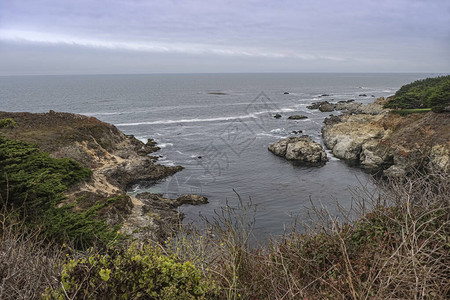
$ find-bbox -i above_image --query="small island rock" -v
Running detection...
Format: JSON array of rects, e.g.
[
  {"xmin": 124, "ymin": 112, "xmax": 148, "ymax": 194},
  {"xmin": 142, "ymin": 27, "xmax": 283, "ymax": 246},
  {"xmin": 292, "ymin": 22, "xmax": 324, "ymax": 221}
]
[
  {"xmin": 268, "ymin": 136, "xmax": 328, "ymax": 164},
  {"xmin": 176, "ymin": 194, "xmax": 208, "ymax": 205},
  {"xmin": 288, "ymin": 114, "xmax": 308, "ymax": 120}
]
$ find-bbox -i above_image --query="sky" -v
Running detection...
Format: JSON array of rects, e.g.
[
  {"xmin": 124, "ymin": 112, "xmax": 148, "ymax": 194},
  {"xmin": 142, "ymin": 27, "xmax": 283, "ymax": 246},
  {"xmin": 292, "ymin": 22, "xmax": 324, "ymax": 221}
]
[{"xmin": 0, "ymin": 0, "xmax": 449, "ymax": 75}]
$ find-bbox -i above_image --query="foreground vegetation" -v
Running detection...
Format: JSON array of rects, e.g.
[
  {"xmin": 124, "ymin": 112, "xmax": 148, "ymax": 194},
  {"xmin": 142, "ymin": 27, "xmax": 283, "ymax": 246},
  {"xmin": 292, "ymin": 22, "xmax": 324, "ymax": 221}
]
[
  {"xmin": 1, "ymin": 114, "xmax": 449, "ymax": 299},
  {"xmin": 384, "ymin": 75, "xmax": 450, "ymax": 112},
  {"xmin": 0, "ymin": 131, "xmax": 121, "ymax": 249},
  {"xmin": 1, "ymin": 168, "xmax": 448, "ymax": 299}
]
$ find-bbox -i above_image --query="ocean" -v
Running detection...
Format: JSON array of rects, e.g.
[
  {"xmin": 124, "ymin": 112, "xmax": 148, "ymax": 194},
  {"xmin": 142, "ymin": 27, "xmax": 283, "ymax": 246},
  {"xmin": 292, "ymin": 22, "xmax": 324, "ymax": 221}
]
[{"xmin": 0, "ymin": 73, "xmax": 436, "ymax": 239}]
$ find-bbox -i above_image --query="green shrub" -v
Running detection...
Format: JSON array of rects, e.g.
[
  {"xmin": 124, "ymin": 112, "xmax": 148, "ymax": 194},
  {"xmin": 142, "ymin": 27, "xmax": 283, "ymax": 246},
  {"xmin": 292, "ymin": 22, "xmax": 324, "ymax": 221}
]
[
  {"xmin": 43, "ymin": 243, "xmax": 216, "ymax": 300},
  {"xmin": 0, "ymin": 136, "xmax": 120, "ymax": 249},
  {"xmin": 384, "ymin": 75, "xmax": 450, "ymax": 111},
  {"xmin": 0, "ymin": 118, "xmax": 17, "ymax": 129},
  {"xmin": 390, "ymin": 108, "xmax": 431, "ymax": 116}
]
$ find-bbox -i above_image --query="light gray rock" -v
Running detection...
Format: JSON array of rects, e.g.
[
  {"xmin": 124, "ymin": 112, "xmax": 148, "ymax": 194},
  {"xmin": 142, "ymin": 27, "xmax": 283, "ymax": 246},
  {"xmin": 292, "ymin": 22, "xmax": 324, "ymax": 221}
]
[{"xmin": 269, "ymin": 136, "xmax": 328, "ymax": 164}]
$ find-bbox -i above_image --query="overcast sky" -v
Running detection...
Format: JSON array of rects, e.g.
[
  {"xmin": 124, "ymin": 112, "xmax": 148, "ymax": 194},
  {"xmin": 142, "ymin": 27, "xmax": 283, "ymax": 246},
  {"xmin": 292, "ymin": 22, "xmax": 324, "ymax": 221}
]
[{"xmin": 0, "ymin": 0, "xmax": 449, "ymax": 75}]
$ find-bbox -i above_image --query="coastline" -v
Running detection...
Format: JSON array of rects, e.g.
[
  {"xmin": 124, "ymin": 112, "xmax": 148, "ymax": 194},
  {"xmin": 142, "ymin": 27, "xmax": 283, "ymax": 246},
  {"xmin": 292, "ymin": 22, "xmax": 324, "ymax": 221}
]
[{"xmin": 0, "ymin": 111, "xmax": 207, "ymax": 241}]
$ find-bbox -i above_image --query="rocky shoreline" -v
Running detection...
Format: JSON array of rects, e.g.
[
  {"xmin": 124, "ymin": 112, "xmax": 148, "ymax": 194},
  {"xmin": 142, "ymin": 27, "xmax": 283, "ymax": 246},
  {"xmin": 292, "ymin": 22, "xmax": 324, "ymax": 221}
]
[
  {"xmin": 0, "ymin": 111, "xmax": 205, "ymax": 241},
  {"xmin": 317, "ymin": 98, "xmax": 449, "ymax": 176},
  {"xmin": 2, "ymin": 99, "xmax": 448, "ymax": 242},
  {"xmin": 268, "ymin": 96, "xmax": 449, "ymax": 176}
]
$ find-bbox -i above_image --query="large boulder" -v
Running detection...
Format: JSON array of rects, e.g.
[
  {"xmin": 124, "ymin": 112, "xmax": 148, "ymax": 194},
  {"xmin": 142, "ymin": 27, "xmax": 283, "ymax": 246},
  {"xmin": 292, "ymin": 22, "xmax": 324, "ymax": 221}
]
[
  {"xmin": 318, "ymin": 101, "xmax": 336, "ymax": 112},
  {"xmin": 269, "ymin": 136, "xmax": 328, "ymax": 164},
  {"xmin": 322, "ymin": 114, "xmax": 386, "ymax": 164}
]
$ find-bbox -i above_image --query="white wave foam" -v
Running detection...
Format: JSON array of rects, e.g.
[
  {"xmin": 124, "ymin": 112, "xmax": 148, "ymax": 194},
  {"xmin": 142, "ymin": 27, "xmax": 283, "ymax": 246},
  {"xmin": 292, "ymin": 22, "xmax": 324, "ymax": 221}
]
[
  {"xmin": 159, "ymin": 143, "xmax": 173, "ymax": 148},
  {"xmin": 256, "ymin": 133, "xmax": 288, "ymax": 139},
  {"xmin": 117, "ymin": 115, "xmax": 253, "ymax": 126},
  {"xmin": 136, "ymin": 137, "xmax": 147, "ymax": 143},
  {"xmin": 278, "ymin": 108, "xmax": 295, "ymax": 112},
  {"xmin": 158, "ymin": 160, "xmax": 176, "ymax": 166},
  {"xmin": 270, "ymin": 128, "xmax": 286, "ymax": 134},
  {"xmin": 117, "ymin": 106, "xmax": 306, "ymax": 127},
  {"xmin": 325, "ymin": 149, "xmax": 339, "ymax": 161},
  {"xmin": 83, "ymin": 112, "xmax": 124, "ymax": 116}
]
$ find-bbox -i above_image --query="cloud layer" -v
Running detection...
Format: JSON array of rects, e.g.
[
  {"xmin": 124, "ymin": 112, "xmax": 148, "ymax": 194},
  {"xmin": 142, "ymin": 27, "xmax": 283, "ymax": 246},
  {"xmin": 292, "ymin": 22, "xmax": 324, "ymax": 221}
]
[{"xmin": 1, "ymin": 0, "xmax": 449, "ymax": 74}]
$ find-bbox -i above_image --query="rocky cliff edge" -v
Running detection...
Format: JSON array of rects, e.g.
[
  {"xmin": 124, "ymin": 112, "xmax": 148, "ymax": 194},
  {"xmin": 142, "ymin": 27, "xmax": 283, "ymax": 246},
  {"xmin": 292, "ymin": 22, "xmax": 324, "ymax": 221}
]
[
  {"xmin": 0, "ymin": 111, "xmax": 193, "ymax": 241},
  {"xmin": 320, "ymin": 98, "xmax": 450, "ymax": 176}
]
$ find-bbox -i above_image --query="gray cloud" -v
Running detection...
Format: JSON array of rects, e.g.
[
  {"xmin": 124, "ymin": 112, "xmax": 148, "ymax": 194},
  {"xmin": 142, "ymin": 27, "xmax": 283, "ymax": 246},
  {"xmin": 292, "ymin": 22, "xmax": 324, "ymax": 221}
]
[{"xmin": 0, "ymin": 0, "xmax": 449, "ymax": 74}]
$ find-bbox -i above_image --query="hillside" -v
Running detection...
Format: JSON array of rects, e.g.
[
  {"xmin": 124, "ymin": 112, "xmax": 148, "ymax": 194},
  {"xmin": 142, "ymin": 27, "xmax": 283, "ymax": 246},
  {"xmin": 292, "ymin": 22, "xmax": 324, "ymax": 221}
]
[
  {"xmin": 0, "ymin": 111, "xmax": 186, "ymax": 246},
  {"xmin": 383, "ymin": 75, "xmax": 450, "ymax": 112}
]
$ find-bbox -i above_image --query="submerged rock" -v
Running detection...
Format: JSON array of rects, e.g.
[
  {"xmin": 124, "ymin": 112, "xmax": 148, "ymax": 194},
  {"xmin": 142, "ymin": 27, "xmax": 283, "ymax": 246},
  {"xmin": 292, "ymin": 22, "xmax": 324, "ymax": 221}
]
[
  {"xmin": 273, "ymin": 113, "xmax": 282, "ymax": 119},
  {"xmin": 288, "ymin": 114, "xmax": 308, "ymax": 120},
  {"xmin": 176, "ymin": 194, "xmax": 208, "ymax": 205},
  {"xmin": 269, "ymin": 136, "xmax": 328, "ymax": 164}
]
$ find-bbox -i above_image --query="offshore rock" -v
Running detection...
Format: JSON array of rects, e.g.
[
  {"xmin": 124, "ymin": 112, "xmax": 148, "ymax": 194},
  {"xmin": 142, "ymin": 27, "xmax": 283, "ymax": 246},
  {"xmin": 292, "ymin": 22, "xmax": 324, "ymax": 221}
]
[
  {"xmin": 269, "ymin": 136, "xmax": 328, "ymax": 164},
  {"xmin": 288, "ymin": 114, "xmax": 308, "ymax": 120}
]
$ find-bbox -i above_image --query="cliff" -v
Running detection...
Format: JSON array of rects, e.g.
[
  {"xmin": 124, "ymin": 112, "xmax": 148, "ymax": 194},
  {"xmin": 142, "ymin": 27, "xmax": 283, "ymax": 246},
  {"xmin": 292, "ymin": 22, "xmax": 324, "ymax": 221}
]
[
  {"xmin": 0, "ymin": 111, "xmax": 191, "ymax": 240},
  {"xmin": 320, "ymin": 99, "xmax": 450, "ymax": 176}
]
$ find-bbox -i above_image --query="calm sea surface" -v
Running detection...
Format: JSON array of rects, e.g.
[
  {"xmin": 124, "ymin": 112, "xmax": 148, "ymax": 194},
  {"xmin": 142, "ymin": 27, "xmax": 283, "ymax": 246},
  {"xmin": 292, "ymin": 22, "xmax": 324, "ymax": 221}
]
[{"xmin": 0, "ymin": 73, "xmax": 437, "ymax": 238}]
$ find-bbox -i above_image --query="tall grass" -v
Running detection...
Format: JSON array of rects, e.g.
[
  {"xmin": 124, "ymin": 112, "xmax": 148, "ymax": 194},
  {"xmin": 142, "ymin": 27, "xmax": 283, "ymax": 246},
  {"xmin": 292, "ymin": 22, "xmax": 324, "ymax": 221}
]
[
  {"xmin": 1, "ymin": 170, "xmax": 448, "ymax": 299},
  {"xmin": 166, "ymin": 170, "xmax": 449, "ymax": 299}
]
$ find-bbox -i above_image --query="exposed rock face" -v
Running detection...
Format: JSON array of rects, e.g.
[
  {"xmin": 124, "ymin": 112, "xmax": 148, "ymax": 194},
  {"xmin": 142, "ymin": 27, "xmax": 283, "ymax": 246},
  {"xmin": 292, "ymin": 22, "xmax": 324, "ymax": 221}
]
[
  {"xmin": 322, "ymin": 114, "xmax": 387, "ymax": 162},
  {"xmin": 125, "ymin": 192, "xmax": 207, "ymax": 241},
  {"xmin": 319, "ymin": 101, "xmax": 336, "ymax": 112},
  {"xmin": 269, "ymin": 136, "xmax": 328, "ymax": 164},
  {"xmin": 287, "ymin": 114, "xmax": 308, "ymax": 120},
  {"xmin": 176, "ymin": 194, "xmax": 208, "ymax": 205},
  {"xmin": 321, "ymin": 109, "xmax": 450, "ymax": 175},
  {"xmin": 308, "ymin": 97, "xmax": 388, "ymax": 115},
  {"xmin": 0, "ymin": 111, "xmax": 190, "ymax": 241}
]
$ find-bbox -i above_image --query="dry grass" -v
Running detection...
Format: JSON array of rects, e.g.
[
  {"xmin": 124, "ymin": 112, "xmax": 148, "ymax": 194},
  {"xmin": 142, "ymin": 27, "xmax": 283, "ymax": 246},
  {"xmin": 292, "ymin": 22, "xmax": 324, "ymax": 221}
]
[
  {"xmin": 1, "ymin": 170, "xmax": 448, "ymax": 299},
  {"xmin": 0, "ymin": 206, "xmax": 63, "ymax": 300},
  {"xmin": 166, "ymin": 170, "xmax": 450, "ymax": 300}
]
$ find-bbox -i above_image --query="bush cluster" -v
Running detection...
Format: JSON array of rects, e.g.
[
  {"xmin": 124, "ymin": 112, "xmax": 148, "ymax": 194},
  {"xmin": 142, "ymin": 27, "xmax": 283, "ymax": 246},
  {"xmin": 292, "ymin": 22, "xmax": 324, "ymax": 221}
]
[
  {"xmin": 43, "ymin": 243, "xmax": 215, "ymax": 300},
  {"xmin": 384, "ymin": 75, "xmax": 450, "ymax": 112},
  {"xmin": 0, "ymin": 132, "xmax": 119, "ymax": 249}
]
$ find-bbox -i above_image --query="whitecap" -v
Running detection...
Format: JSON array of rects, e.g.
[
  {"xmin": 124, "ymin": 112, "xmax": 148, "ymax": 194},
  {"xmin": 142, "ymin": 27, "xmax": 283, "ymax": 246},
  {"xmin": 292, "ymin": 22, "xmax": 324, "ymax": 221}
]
[
  {"xmin": 256, "ymin": 133, "xmax": 288, "ymax": 139},
  {"xmin": 83, "ymin": 112, "xmax": 124, "ymax": 116},
  {"xmin": 116, "ymin": 115, "xmax": 253, "ymax": 126},
  {"xmin": 158, "ymin": 159, "xmax": 176, "ymax": 166},
  {"xmin": 158, "ymin": 142, "xmax": 173, "ymax": 148},
  {"xmin": 270, "ymin": 128, "xmax": 287, "ymax": 134}
]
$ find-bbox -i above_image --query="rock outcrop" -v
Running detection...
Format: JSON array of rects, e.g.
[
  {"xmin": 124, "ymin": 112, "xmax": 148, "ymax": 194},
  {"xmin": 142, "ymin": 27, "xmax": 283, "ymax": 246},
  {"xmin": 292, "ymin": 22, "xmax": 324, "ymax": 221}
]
[
  {"xmin": 269, "ymin": 136, "xmax": 328, "ymax": 164},
  {"xmin": 321, "ymin": 106, "xmax": 450, "ymax": 175},
  {"xmin": 308, "ymin": 97, "xmax": 388, "ymax": 115},
  {"xmin": 0, "ymin": 111, "xmax": 201, "ymax": 241}
]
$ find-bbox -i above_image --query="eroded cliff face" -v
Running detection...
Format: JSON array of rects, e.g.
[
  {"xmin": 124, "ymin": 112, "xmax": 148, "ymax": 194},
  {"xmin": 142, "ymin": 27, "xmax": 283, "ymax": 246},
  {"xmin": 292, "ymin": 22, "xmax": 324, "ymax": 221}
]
[
  {"xmin": 321, "ymin": 103, "xmax": 450, "ymax": 176},
  {"xmin": 0, "ymin": 111, "xmax": 183, "ymax": 240}
]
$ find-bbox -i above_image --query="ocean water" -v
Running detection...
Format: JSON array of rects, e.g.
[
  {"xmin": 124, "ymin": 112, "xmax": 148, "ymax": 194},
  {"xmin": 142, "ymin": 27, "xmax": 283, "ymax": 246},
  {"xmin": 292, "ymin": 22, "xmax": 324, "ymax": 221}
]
[{"xmin": 0, "ymin": 73, "xmax": 436, "ymax": 239}]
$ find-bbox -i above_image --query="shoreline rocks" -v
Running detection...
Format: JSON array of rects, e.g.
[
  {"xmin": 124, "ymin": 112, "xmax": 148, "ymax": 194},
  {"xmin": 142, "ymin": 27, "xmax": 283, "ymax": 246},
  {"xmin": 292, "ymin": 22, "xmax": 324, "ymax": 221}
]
[
  {"xmin": 269, "ymin": 135, "xmax": 328, "ymax": 164},
  {"xmin": 288, "ymin": 114, "xmax": 308, "ymax": 120},
  {"xmin": 320, "ymin": 105, "xmax": 450, "ymax": 175},
  {"xmin": 0, "ymin": 111, "xmax": 206, "ymax": 242},
  {"xmin": 307, "ymin": 97, "xmax": 389, "ymax": 115}
]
